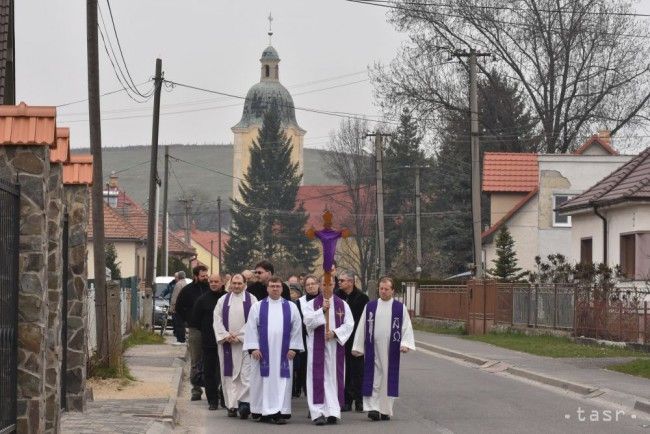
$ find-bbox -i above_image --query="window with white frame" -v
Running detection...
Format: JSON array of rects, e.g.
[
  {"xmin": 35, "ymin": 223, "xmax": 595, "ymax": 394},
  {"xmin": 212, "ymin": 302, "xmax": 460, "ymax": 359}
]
[{"xmin": 553, "ymin": 194, "xmax": 572, "ymax": 227}]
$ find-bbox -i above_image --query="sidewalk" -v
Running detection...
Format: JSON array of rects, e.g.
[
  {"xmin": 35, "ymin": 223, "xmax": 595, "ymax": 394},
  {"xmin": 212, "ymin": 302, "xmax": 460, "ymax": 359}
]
[
  {"xmin": 61, "ymin": 335, "xmax": 186, "ymax": 434},
  {"xmin": 414, "ymin": 330, "xmax": 650, "ymax": 413}
]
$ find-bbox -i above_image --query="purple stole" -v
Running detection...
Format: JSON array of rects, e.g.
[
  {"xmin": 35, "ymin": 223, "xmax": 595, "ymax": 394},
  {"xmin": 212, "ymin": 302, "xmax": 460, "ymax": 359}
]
[
  {"xmin": 362, "ymin": 299, "xmax": 403, "ymax": 398},
  {"xmin": 221, "ymin": 291, "xmax": 252, "ymax": 377},
  {"xmin": 258, "ymin": 298, "xmax": 292, "ymax": 378},
  {"xmin": 312, "ymin": 295, "xmax": 346, "ymax": 405}
]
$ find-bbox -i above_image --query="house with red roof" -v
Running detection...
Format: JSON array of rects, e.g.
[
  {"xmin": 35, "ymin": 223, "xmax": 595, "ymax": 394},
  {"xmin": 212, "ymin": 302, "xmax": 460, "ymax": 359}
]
[
  {"xmin": 482, "ymin": 131, "xmax": 633, "ymax": 272},
  {"xmin": 558, "ymin": 147, "xmax": 650, "ymax": 282},
  {"xmin": 173, "ymin": 227, "xmax": 230, "ymax": 274},
  {"xmin": 87, "ymin": 173, "xmax": 195, "ymax": 280}
]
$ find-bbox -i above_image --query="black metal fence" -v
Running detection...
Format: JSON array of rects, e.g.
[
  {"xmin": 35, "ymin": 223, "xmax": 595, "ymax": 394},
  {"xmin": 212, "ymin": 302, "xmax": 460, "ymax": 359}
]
[{"xmin": 0, "ymin": 178, "xmax": 19, "ymax": 433}]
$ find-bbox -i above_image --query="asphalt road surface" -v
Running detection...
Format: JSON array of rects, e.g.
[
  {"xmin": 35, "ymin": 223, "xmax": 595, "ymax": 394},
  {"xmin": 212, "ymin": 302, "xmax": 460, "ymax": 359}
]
[{"xmin": 174, "ymin": 347, "xmax": 650, "ymax": 433}]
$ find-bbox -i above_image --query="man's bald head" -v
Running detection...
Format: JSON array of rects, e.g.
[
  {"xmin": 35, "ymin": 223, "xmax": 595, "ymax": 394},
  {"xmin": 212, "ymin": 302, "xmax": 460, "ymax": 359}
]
[{"xmin": 208, "ymin": 274, "xmax": 223, "ymax": 292}]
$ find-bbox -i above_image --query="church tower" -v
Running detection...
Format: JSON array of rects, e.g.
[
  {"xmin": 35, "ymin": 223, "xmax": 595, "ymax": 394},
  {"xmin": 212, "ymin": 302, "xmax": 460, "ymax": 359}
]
[{"xmin": 231, "ymin": 18, "xmax": 306, "ymax": 202}]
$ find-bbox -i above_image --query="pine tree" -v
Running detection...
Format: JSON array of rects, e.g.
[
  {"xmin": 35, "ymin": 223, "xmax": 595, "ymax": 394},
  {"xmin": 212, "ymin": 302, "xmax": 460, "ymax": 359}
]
[
  {"xmin": 224, "ymin": 104, "xmax": 318, "ymax": 273},
  {"xmin": 383, "ymin": 108, "xmax": 429, "ymax": 272},
  {"xmin": 105, "ymin": 242, "xmax": 121, "ymax": 280},
  {"xmin": 489, "ymin": 226, "xmax": 522, "ymax": 281}
]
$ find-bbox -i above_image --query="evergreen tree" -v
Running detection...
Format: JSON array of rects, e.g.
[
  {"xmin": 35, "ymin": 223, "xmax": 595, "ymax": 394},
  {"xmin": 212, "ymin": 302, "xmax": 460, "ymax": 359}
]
[
  {"xmin": 383, "ymin": 108, "xmax": 429, "ymax": 272},
  {"xmin": 224, "ymin": 105, "xmax": 318, "ymax": 272},
  {"xmin": 489, "ymin": 226, "xmax": 522, "ymax": 281},
  {"xmin": 431, "ymin": 71, "xmax": 538, "ymax": 276},
  {"xmin": 105, "ymin": 242, "xmax": 121, "ymax": 280}
]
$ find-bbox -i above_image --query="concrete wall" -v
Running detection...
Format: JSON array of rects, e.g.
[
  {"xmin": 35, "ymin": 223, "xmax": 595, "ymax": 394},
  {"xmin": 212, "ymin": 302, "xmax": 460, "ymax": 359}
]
[
  {"xmin": 569, "ymin": 204, "xmax": 650, "ymax": 279},
  {"xmin": 484, "ymin": 196, "xmax": 539, "ymax": 272},
  {"xmin": 489, "ymin": 192, "xmax": 527, "ymax": 225},
  {"xmin": 87, "ymin": 240, "xmax": 139, "ymax": 279}
]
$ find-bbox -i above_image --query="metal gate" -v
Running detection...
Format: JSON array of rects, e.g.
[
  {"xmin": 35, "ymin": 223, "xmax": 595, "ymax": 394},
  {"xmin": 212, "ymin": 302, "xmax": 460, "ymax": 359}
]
[
  {"xmin": 0, "ymin": 178, "xmax": 19, "ymax": 434},
  {"xmin": 60, "ymin": 212, "xmax": 69, "ymax": 411},
  {"xmin": 467, "ymin": 280, "xmax": 497, "ymax": 335}
]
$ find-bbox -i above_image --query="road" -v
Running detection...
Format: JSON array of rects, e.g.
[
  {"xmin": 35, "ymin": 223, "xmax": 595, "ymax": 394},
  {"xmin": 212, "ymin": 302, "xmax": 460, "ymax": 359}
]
[{"xmin": 174, "ymin": 347, "xmax": 650, "ymax": 433}]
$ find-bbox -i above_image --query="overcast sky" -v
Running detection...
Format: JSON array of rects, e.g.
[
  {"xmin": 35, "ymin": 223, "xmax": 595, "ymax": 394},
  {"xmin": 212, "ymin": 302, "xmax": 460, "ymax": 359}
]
[
  {"xmin": 16, "ymin": 0, "xmax": 408, "ymax": 149},
  {"xmin": 15, "ymin": 1, "xmax": 650, "ymax": 150}
]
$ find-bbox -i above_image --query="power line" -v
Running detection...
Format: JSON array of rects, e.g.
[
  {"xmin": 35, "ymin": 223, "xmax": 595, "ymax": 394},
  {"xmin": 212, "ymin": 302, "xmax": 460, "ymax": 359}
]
[{"xmin": 346, "ymin": 0, "xmax": 650, "ymax": 39}]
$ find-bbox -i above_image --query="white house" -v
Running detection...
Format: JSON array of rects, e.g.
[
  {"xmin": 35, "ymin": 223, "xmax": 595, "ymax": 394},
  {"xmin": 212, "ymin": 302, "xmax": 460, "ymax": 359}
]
[
  {"xmin": 558, "ymin": 147, "xmax": 650, "ymax": 281},
  {"xmin": 482, "ymin": 132, "xmax": 633, "ymax": 272}
]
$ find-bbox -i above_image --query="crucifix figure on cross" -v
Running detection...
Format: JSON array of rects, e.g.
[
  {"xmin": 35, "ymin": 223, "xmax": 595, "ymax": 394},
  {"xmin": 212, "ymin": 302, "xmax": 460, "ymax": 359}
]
[{"xmin": 306, "ymin": 209, "xmax": 351, "ymax": 332}]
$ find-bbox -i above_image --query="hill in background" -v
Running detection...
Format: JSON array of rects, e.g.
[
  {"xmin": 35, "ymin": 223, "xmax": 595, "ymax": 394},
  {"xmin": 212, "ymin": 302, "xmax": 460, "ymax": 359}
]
[{"xmin": 72, "ymin": 144, "xmax": 340, "ymax": 229}]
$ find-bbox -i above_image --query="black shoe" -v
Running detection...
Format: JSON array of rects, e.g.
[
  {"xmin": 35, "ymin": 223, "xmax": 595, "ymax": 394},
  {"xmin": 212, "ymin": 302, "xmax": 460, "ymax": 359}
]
[
  {"xmin": 314, "ymin": 416, "xmax": 326, "ymax": 426},
  {"xmin": 355, "ymin": 401, "xmax": 364, "ymax": 412},
  {"xmin": 341, "ymin": 403, "xmax": 351, "ymax": 412},
  {"xmin": 191, "ymin": 394, "xmax": 201, "ymax": 401},
  {"xmin": 208, "ymin": 403, "xmax": 218, "ymax": 411},
  {"xmin": 252, "ymin": 413, "xmax": 261, "ymax": 420},
  {"xmin": 239, "ymin": 403, "xmax": 251, "ymax": 420},
  {"xmin": 227, "ymin": 408, "xmax": 238, "ymax": 417},
  {"xmin": 327, "ymin": 416, "xmax": 338, "ymax": 424},
  {"xmin": 380, "ymin": 414, "xmax": 390, "ymax": 421},
  {"xmin": 274, "ymin": 416, "xmax": 287, "ymax": 425},
  {"xmin": 368, "ymin": 410, "xmax": 380, "ymax": 421}
]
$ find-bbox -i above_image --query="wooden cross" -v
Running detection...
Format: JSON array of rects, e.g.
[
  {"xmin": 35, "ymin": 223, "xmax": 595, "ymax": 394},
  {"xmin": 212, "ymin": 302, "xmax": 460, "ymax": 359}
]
[{"xmin": 306, "ymin": 210, "xmax": 351, "ymax": 333}]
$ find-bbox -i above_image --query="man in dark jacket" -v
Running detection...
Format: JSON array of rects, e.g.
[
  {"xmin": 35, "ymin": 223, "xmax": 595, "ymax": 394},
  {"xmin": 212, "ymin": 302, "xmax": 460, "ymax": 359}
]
[
  {"xmin": 175, "ymin": 264, "xmax": 210, "ymax": 401},
  {"xmin": 246, "ymin": 259, "xmax": 291, "ymax": 301},
  {"xmin": 190, "ymin": 273, "xmax": 226, "ymax": 410},
  {"xmin": 335, "ymin": 270, "xmax": 369, "ymax": 412}
]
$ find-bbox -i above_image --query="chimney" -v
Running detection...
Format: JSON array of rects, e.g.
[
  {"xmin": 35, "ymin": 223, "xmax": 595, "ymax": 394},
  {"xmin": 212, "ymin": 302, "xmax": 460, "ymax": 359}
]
[
  {"xmin": 597, "ymin": 129, "xmax": 612, "ymax": 146},
  {"xmin": 108, "ymin": 171, "xmax": 119, "ymax": 189}
]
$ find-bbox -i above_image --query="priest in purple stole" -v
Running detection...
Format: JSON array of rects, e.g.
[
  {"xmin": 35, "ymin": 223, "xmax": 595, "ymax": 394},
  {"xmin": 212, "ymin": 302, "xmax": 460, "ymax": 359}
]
[
  {"xmin": 303, "ymin": 279, "xmax": 354, "ymax": 425},
  {"xmin": 213, "ymin": 274, "xmax": 258, "ymax": 418},
  {"xmin": 243, "ymin": 277, "xmax": 304, "ymax": 425},
  {"xmin": 352, "ymin": 277, "xmax": 415, "ymax": 421}
]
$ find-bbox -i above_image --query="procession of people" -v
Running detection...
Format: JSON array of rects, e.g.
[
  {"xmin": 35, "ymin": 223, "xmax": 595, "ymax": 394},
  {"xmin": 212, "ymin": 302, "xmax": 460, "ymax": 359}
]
[{"xmin": 172, "ymin": 258, "xmax": 415, "ymax": 426}]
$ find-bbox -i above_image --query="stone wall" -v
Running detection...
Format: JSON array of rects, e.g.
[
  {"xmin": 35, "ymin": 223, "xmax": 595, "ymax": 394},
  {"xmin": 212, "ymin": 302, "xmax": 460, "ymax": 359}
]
[
  {"xmin": 0, "ymin": 146, "xmax": 51, "ymax": 434},
  {"xmin": 45, "ymin": 162, "xmax": 63, "ymax": 433},
  {"xmin": 63, "ymin": 184, "xmax": 89, "ymax": 412}
]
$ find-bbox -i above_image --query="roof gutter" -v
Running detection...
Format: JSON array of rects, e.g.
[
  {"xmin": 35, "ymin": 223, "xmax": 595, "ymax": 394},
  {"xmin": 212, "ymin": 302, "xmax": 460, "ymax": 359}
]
[{"xmin": 592, "ymin": 205, "xmax": 607, "ymax": 265}]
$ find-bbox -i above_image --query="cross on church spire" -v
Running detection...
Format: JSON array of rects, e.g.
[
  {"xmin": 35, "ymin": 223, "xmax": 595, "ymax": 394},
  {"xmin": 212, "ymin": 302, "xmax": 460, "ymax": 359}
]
[{"xmin": 267, "ymin": 12, "xmax": 274, "ymax": 45}]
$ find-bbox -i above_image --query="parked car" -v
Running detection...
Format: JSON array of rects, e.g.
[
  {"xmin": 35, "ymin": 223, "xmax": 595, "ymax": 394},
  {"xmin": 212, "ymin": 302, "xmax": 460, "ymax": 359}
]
[{"xmin": 153, "ymin": 276, "xmax": 192, "ymax": 329}]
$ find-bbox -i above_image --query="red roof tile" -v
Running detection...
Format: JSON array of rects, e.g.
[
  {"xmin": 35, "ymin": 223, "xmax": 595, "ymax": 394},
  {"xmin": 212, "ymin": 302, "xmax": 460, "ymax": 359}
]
[
  {"xmin": 483, "ymin": 153, "xmax": 538, "ymax": 192},
  {"xmin": 50, "ymin": 127, "xmax": 70, "ymax": 163},
  {"xmin": 111, "ymin": 189, "xmax": 195, "ymax": 255},
  {"xmin": 0, "ymin": 102, "xmax": 56, "ymax": 146},
  {"xmin": 63, "ymin": 153, "xmax": 93, "ymax": 185},
  {"xmin": 559, "ymin": 147, "xmax": 650, "ymax": 213},
  {"xmin": 482, "ymin": 188, "xmax": 538, "ymax": 241},
  {"xmin": 175, "ymin": 229, "xmax": 230, "ymax": 257},
  {"xmin": 88, "ymin": 201, "xmax": 142, "ymax": 241},
  {"xmin": 574, "ymin": 132, "xmax": 618, "ymax": 156}
]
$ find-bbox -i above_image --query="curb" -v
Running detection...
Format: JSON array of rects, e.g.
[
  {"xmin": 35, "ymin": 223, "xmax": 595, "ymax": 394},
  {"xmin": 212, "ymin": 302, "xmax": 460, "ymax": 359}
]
[
  {"xmin": 415, "ymin": 339, "xmax": 650, "ymax": 415},
  {"xmin": 160, "ymin": 355, "xmax": 186, "ymax": 428}
]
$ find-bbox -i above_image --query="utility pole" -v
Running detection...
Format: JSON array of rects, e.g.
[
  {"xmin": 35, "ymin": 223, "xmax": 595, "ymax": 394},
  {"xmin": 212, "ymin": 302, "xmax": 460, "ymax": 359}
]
[
  {"xmin": 366, "ymin": 131, "xmax": 392, "ymax": 277},
  {"xmin": 86, "ymin": 0, "xmax": 108, "ymax": 364},
  {"xmin": 454, "ymin": 48, "xmax": 490, "ymax": 279},
  {"xmin": 414, "ymin": 165, "xmax": 422, "ymax": 279},
  {"xmin": 210, "ymin": 240, "xmax": 214, "ymax": 274},
  {"xmin": 217, "ymin": 196, "xmax": 222, "ymax": 274},
  {"xmin": 179, "ymin": 197, "xmax": 193, "ymax": 245},
  {"xmin": 161, "ymin": 145, "xmax": 169, "ymax": 276},
  {"xmin": 144, "ymin": 58, "xmax": 163, "ymax": 330}
]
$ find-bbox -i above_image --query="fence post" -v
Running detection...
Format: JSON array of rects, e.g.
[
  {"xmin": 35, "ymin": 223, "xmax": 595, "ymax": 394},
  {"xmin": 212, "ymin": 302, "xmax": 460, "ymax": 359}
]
[
  {"xmin": 483, "ymin": 280, "xmax": 487, "ymax": 335},
  {"xmin": 553, "ymin": 284, "xmax": 558, "ymax": 329},
  {"xmin": 526, "ymin": 286, "xmax": 531, "ymax": 327},
  {"xmin": 534, "ymin": 284, "xmax": 538, "ymax": 328},
  {"xmin": 619, "ymin": 302, "xmax": 623, "ymax": 342},
  {"xmin": 643, "ymin": 301, "xmax": 648, "ymax": 344}
]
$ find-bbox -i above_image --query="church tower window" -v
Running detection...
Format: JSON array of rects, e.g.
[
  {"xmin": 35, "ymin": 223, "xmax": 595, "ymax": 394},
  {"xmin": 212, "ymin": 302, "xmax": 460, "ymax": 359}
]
[{"xmin": 265, "ymin": 64, "xmax": 270, "ymax": 78}]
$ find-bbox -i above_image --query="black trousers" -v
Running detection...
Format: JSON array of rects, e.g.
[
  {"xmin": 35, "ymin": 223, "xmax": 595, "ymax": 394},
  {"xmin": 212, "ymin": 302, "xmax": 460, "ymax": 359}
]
[
  {"xmin": 344, "ymin": 350, "xmax": 364, "ymax": 406},
  {"xmin": 172, "ymin": 314, "xmax": 186, "ymax": 342},
  {"xmin": 202, "ymin": 346, "xmax": 222, "ymax": 405}
]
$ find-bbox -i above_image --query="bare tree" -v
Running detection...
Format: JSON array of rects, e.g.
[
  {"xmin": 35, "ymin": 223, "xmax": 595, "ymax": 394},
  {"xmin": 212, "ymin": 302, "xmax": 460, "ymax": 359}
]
[
  {"xmin": 324, "ymin": 118, "xmax": 377, "ymax": 288},
  {"xmin": 369, "ymin": 0, "xmax": 650, "ymax": 153}
]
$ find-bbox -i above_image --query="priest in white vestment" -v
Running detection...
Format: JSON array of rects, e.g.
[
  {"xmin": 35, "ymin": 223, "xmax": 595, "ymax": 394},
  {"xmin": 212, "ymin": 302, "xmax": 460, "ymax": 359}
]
[
  {"xmin": 243, "ymin": 277, "xmax": 304, "ymax": 425},
  {"xmin": 214, "ymin": 273, "xmax": 258, "ymax": 419},
  {"xmin": 303, "ymin": 290, "xmax": 354, "ymax": 425},
  {"xmin": 352, "ymin": 276, "xmax": 415, "ymax": 421}
]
